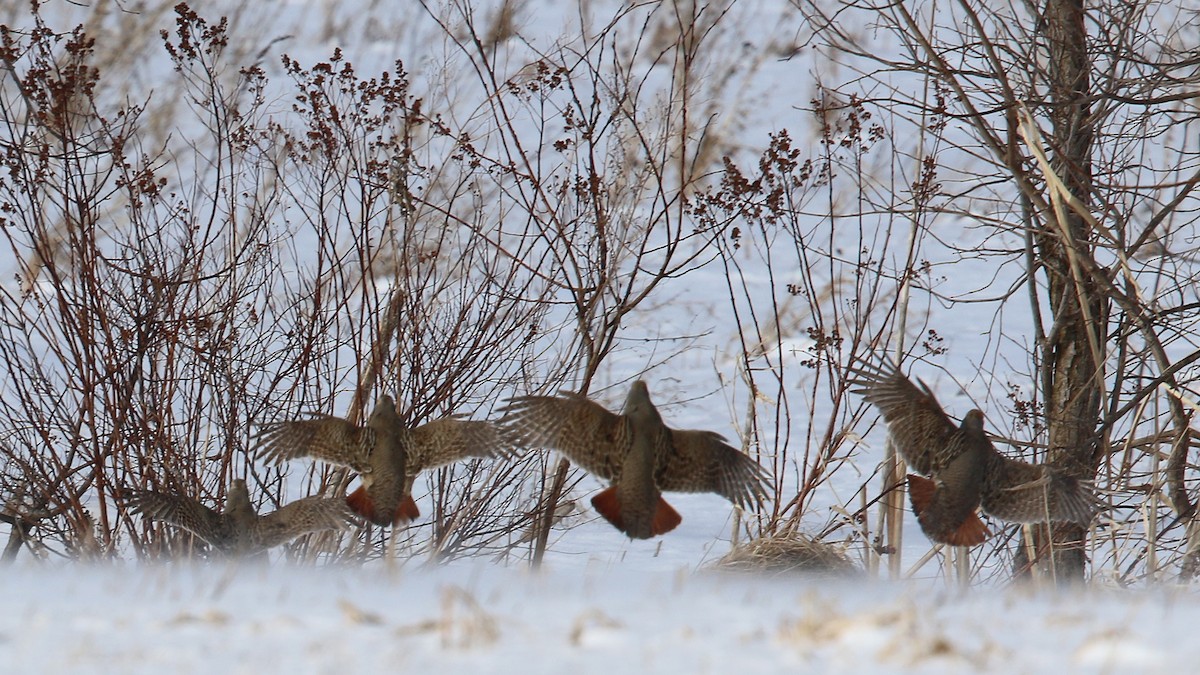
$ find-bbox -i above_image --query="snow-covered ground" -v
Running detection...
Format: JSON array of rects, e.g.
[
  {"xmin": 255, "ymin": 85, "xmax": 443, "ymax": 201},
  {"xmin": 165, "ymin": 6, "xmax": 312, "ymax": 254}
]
[{"xmin": 2, "ymin": 562, "xmax": 1190, "ymax": 673}]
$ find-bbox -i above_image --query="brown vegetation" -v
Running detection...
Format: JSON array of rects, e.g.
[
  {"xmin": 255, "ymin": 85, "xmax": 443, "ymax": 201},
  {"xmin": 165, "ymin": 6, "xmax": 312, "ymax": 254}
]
[{"xmin": 0, "ymin": 0, "xmax": 1197, "ymax": 588}]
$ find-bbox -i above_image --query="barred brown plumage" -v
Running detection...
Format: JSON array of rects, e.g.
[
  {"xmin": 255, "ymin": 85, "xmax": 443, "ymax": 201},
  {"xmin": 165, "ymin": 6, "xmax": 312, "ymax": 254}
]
[
  {"xmin": 254, "ymin": 395, "xmax": 518, "ymax": 526},
  {"xmin": 848, "ymin": 354, "xmax": 1098, "ymax": 546},
  {"xmin": 126, "ymin": 478, "xmax": 358, "ymax": 555},
  {"xmin": 499, "ymin": 380, "xmax": 769, "ymax": 539}
]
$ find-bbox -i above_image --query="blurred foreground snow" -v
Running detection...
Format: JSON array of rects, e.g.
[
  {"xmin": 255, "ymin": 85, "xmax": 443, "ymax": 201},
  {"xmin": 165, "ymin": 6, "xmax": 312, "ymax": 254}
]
[{"xmin": 0, "ymin": 561, "xmax": 1188, "ymax": 673}]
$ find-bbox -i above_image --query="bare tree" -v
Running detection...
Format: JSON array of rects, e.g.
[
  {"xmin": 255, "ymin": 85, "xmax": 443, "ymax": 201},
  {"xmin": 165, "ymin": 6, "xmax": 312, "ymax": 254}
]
[{"xmin": 789, "ymin": 0, "xmax": 1200, "ymax": 582}]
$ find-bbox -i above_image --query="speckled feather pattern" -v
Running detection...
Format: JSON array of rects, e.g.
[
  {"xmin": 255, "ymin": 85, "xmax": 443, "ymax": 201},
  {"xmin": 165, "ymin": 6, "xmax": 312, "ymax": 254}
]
[
  {"xmin": 848, "ymin": 354, "xmax": 1097, "ymax": 529},
  {"xmin": 659, "ymin": 428, "xmax": 769, "ymax": 509},
  {"xmin": 126, "ymin": 479, "xmax": 357, "ymax": 555},
  {"xmin": 255, "ymin": 415, "xmax": 377, "ymax": 473},
  {"xmin": 498, "ymin": 392, "xmax": 633, "ymax": 481},
  {"xmin": 498, "ymin": 383, "xmax": 769, "ymax": 511},
  {"xmin": 405, "ymin": 417, "xmax": 520, "ymax": 473},
  {"xmin": 980, "ymin": 452, "xmax": 1097, "ymax": 524},
  {"xmin": 252, "ymin": 396, "xmax": 518, "ymax": 525},
  {"xmin": 846, "ymin": 356, "xmax": 967, "ymax": 476}
]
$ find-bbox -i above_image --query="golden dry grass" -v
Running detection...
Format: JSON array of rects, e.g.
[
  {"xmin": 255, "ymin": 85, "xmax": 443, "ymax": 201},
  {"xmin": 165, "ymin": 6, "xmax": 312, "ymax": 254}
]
[{"xmin": 712, "ymin": 534, "xmax": 860, "ymax": 577}]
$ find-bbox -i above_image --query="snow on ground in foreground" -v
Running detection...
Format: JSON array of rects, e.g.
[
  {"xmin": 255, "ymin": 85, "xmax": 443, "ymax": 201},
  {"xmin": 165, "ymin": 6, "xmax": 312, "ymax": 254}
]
[{"xmin": 0, "ymin": 562, "xmax": 1190, "ymax": 674}]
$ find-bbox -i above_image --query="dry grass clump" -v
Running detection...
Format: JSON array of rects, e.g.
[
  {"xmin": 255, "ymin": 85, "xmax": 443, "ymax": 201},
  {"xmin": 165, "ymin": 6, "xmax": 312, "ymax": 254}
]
[{"xmin": 712, "ymin": 534, "xmax": 860, "ymax": 577}]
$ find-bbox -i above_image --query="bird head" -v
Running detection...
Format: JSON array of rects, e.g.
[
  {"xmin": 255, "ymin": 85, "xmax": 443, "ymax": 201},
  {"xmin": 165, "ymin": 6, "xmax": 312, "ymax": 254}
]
[
  {"xmin": 619, "ymin": 381, "xmax": 667, "ymax": 422},
  {"xmin": 961, "ymin": 409, "xmax": 986, "ymax": 433},
  {"xmin": 225, "ymin": 478, "xmax": 253, "ymax": 516},
  {"xmin": 369, "ymin": 395, "xmax": 397, "ymax": 421},
  {"xmin": 228, "ymin": 478, "xmax": 250, "ymax": 500}
]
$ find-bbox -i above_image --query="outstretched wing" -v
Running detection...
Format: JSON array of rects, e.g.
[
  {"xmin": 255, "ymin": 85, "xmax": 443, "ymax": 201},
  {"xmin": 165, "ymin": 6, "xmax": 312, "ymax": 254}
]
[
  {"xmin": 125, "ymin": 490, "xmax": 228, "ymax": 547},
  {"xmin": 498, "ymin": 392, "xmax": 631, "ymax": 481},
  {"xmin": 657, "ymin": 429, "xmax": 769, "ymax": 510},
  {"xmin": 406, "ymin": 418, "xmax": 520, "ymax": 473},
  {"xmin": 254, "ymin": 415, "xmax": 375, "ymax": 472},
  {"xmin": 847, "ymin": 354, "xmax": 961, "ymax": 475},
  {"xmin": 252, "ymin": 496, "xmax": 360, "ymax": 549},
  {"xmin": 980, "ymin": 453, "xmax": 1098, "ymax": 525}
]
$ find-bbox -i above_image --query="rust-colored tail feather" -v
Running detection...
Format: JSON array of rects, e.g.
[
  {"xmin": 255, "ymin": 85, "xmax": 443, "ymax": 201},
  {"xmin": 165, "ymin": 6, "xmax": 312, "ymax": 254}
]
[
  {"xmin": 590, "ymin": 486, "xmax": 625, "ymax": 531},
  {"xmin": 397, "ymin": 494, "xmax": 421, "ymax": 522},
  {"xmin": 346, "ymin": 487, "xmax": 422, "ymax": 526},
  {"xmin": 940, "ymin": 513, "xmax": 990, "ymax": 547},
  {"xmin": 590, "ymin": 487, "xmax": 683, "ymax": 538},
  {"xmin": 651, "ymin": 497, "xmax": 683, "ymax": 536},
  {"xmin": 907, "ymin": 473, "xmax": 937, "ymax": 514},
  {"xmin": 907, "ymin": 474, "xmax": 990, "ymax": 546},
  {"xmin": 346, "ymin": 486, "xmax": 384, "ymax": 525}
]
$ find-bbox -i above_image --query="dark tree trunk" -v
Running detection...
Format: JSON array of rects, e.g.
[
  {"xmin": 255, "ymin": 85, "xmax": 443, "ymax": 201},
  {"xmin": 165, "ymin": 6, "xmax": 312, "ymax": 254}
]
[{"xmin": 1030, "ymin": 0, "xmax": 1104, "ymax": 581}]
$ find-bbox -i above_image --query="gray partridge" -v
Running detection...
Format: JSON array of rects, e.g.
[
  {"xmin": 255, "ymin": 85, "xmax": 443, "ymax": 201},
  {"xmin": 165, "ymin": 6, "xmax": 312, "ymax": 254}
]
[
  {"xmin": 848, "ymin": 354, "xmax": 1097, "ymax": 546},
  {"xmin": 499, "ymin": 380, "xmax": 769, "ymax": 539},
  {"xmin": 126, "ymin": 478, "xmax": 358, "ymax": 555},
  {"xmin": 254, "ymin": 395, "xmax": 517, "ymax": 526}
]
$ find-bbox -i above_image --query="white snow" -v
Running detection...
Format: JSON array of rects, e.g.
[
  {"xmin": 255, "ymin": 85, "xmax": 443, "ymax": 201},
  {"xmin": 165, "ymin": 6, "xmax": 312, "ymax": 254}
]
[{"xmin": 1, "ymin": 562, "xmax": 1192, "ymax": 673}]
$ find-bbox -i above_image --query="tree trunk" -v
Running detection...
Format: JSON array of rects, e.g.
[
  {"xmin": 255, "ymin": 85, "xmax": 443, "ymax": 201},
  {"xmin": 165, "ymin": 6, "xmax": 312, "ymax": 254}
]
[{"xmin": 1030, "ymin": 0, "xmax": 1103, "ymax": 581}]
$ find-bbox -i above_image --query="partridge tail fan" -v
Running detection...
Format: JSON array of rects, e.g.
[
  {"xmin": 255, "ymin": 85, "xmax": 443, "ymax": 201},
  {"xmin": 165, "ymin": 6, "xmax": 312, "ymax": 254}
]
[
  {"xmin": 654, "ymin": 499, "xmax": 684, "ymax": 536},
  {"xmin": 589, "ymin": 486, "xmax": 623, "ymax": 530},
  {"xmin": 938, "ymin": 513, "xmax": 990, "ymax": 547},
  {"xmin": 590, "ymin": 486, "xmax": 683, "ymax": 538},
  {"xmin": 398, "ymin": 494, "xmax": 421, "ymax": 521},
  {"xmin": 346, "ymin": 487, "xmax": 421, "ymax": 526},
  {"xmin": 345, "ymin": 487, "xmax": 379, "ymax": 525},
  {"xmin": 907, "ymin": 474, "xmax": 990, "ymax": 546},
  {"xmin": 907, "ymin": 473, "xmax": 936, "ymax": 512}
]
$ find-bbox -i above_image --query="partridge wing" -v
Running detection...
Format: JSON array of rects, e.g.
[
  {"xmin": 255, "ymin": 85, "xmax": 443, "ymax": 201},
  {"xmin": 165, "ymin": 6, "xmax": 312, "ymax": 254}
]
[
  {"xmin": 406, "ymin": 418, "xmax": 520, "ymax": 474},
  {"xmin": 254, "ymin": 415, "xmax": 375, "ymax": 472},
  {"xmin": 499, "ymin": 393, "xmax": 630, "ymax": 480},
  {"xmin": 979, "ymin": 452, "xmax": 1098, "ymax": 525},
  {"xmin": 125, "ymin": 490, "xmax": 229, "ymax": 547},
  {"xmin": 252, "ymin": 496, "xmax": 359, "ymax": 549},
  {"xmin": 847, "ymin": 355, "xmax": 960, "ymax": 475},
  {"xmin": 656, "ymin": 429, "xmax": 769, "ymax": 510}
]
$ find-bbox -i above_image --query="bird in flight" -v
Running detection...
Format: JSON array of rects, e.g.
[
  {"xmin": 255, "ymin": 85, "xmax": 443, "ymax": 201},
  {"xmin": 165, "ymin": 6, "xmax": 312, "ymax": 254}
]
[
  {"xmin": 254, "ymin": 395, "xmax": 518, "ymax": 526},
  {"xmin": 500, "ymin": 380, "xmax": 769, "ymax": 539},
  {"xmin": 126, "ymin": 478, "xmax": 358, "ymax": 556},
  {"xmin": 848, "ymin": 354, "xmax": 1098, "ymax": 546}
]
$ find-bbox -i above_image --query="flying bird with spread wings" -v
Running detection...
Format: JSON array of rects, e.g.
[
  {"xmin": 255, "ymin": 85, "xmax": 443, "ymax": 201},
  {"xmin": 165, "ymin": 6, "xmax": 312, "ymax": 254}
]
[
  {"xmin": 499, "ymin": 380, "xmax": 769, "ymax": 539},
  {"xmin": 126, "ymin": 478, "xmax": 358, "ymax": 556},
  {"xmin": 254, "ymin": 395, "xmax": 518, "ymax": 526},
  {"xmin": 848, "ymin": 354, "xmax": 1097, "ymax": 546}
]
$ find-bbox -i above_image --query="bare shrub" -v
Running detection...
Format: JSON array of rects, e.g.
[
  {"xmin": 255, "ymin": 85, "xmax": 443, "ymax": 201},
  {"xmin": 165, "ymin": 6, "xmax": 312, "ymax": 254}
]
[
  {"xmin": 0, "ymin": 1, "xmax": 808, "ymax": 565},
  {"xmin": 416, "ymin": 0, "xmax": 801, "ymax": 564}
]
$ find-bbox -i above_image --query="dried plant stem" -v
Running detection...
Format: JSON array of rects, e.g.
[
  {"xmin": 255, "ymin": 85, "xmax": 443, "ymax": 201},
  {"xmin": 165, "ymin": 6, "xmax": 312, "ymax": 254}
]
[
  {"xmin": 879, "ymin": 202, "xmax": 924, "ymax": 578},
  {"xmin": 532, "ymin": 459, "xmax": 571, "ymax": 569}
]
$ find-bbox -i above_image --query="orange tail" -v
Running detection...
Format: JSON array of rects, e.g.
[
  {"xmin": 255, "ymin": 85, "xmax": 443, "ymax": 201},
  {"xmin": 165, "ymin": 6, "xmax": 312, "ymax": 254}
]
[
  {"xmin": 651, "ymin": 497, "xmax": 683, "ymax": 536},
  {"xmin": 346, "ymin": 486, "xmax": 384, "ymax": 525},
  {"xmin": 397, "ymin": 494, "xmax": 421, "ymax": 522},
  {"xmin": 590, "ymin": 487, "xmax": 682, "ymax": 538},
  {"xmin": 346, "ymin": 487, "xmax": 422, "ymax": 526},
  {"xmin": 590, "ymin": 486, "xmax": 625, "ymax": 531},
  {"xmin": 941, "ymin": 513, "xmax": 990, "ymax": 547},
  {"xmin": 907, "ymin": 474, "xmax": 936, "ymax": 515},
  {"xmin": 906, "ymin": 474, "xmax": 989, "ymax": 546}
]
